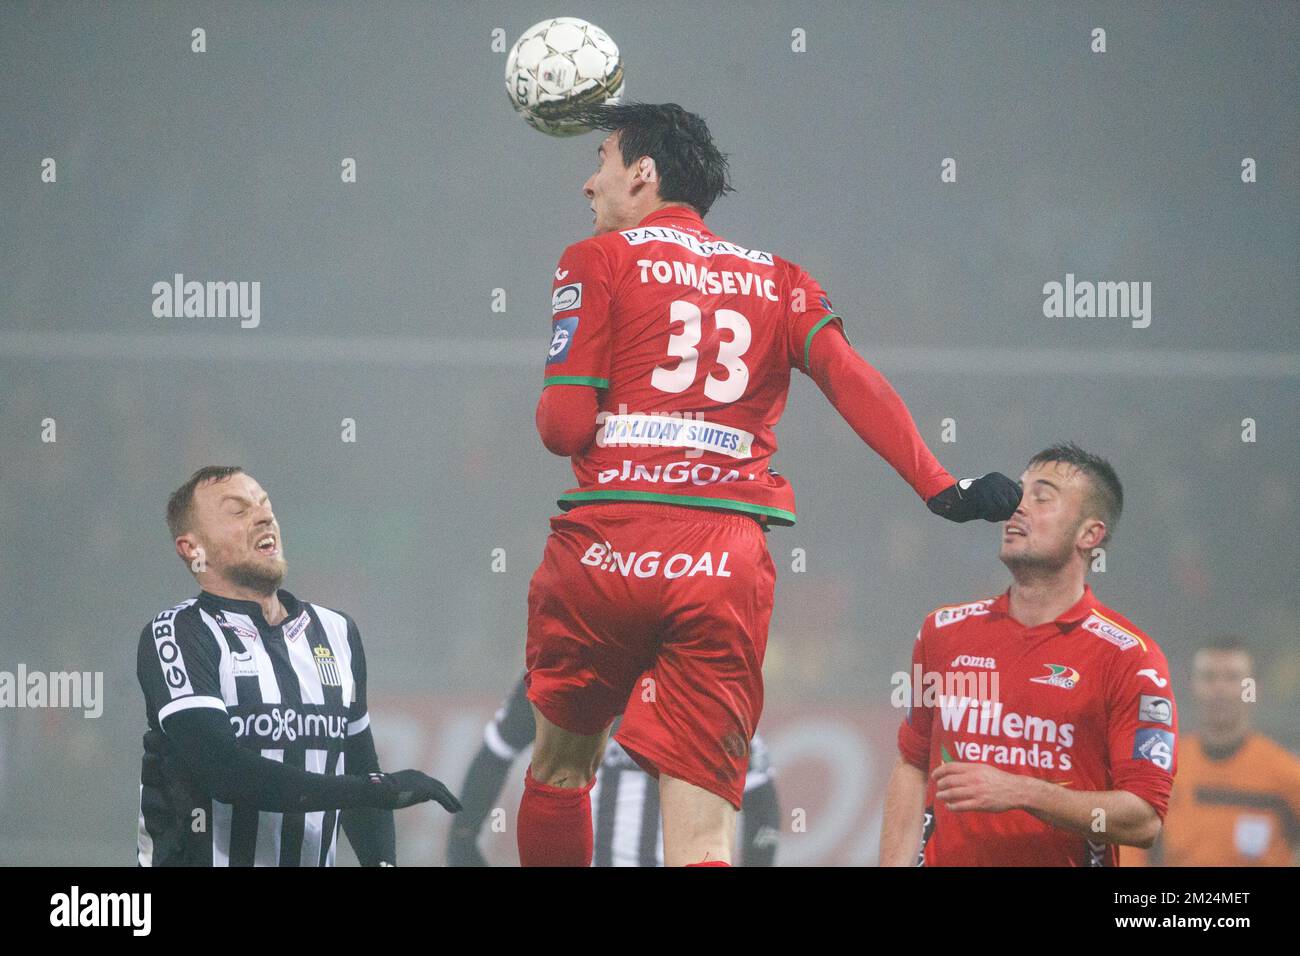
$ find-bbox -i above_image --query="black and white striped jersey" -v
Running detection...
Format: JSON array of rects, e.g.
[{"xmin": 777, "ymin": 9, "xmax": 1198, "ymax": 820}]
[
  {"xmin": 587, "ymin": 733, "xmax": 775, "ymax": 867},
  {"xmin": 136, "ymin": 589, "xmax": 369, "ymax": 866}
]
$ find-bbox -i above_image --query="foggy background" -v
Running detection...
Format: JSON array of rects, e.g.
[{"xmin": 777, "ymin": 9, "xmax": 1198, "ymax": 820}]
[{"xmin": 1, "ymin": 1, "xmax": 1296, "ymax": 864}]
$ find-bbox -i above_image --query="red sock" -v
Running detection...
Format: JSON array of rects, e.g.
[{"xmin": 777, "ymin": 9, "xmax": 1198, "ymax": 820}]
[
  {"xmin": 686, "ymin": 860, "xmax": 731, "ymax": 867},
  {"xmin": 516, "ymin": 764, "xmax": 595, "ymax": 867}
]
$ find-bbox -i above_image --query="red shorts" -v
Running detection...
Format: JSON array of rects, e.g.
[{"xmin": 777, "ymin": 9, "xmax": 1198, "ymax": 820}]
[{"xmin": 525, "ymin": 500, "xmax": 776, "ymax": 810}]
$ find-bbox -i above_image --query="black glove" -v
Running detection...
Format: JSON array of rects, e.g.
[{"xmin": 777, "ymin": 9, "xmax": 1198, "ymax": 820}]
[
  {"xmin": 367, "ymin": 770, "xmax": 463, "ymax": 812},
  {"xmin": 141, "ymin": 729, "xmax": 167, "ymax": 789},
  {"xmin": 926, "ymin": 473, "xmax": 1022, "ymax": 523},
  {"xmin": 142, "ymin": 727, "xmax": 205, "ymax": 811},
  {"xmin": 144, "ymin": 727, "xmax": 192, "ymax": 785}
]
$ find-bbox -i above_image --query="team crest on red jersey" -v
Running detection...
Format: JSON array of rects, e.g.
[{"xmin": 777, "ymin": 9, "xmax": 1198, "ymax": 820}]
[{"xmin": 1029, "ymin": 663, "xmax": 1081, "ymax": 690}]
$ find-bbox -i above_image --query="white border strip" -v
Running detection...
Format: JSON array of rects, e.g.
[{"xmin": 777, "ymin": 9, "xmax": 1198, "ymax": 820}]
[{"xmin": 158, "ymin": 694, "xmax": 227, "ymax": 722}]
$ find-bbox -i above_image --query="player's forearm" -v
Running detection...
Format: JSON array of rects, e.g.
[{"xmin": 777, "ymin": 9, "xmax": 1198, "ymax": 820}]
[
  {"xmin": 807, "ymin": 329, "xmax": 953, "ymax": 501},
  {"xmin": 1018, "ymin": 777, "xmax": 1161, "ymax": 848},
  {"xmin": 450, "ymin": 744, "xmax": 515, "ymax": 839},
  {"xmin": 341, "ymin": 728, "xmax": 397, "ymax": 865},
  {"xmin": 441, "ymin": 738, "xmax": 512, "ymax": 868},
  {"xmin": 340, "ymin": 806, "xmax": 396, "ymax": 865},
  {"xmin": 164, "ymin": 709, "xmax": 381, "ymax": 813},
  {"xmin": 879, "ymin": 757, "xmax": 928, "ymax": 866}
]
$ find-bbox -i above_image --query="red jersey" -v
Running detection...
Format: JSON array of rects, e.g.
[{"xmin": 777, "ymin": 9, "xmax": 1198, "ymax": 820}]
[
  {"xmin": 542, "ymin": 205, "xmax": 844, "ymax": 526},
  {"xmin": 897, "ymin": 584, "xmax": 1178, "ymax": 866}
]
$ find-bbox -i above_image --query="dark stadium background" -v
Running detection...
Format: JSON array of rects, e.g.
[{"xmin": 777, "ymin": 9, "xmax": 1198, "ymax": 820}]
[{"xmin": 1, "ymin": 1, "xmax": 1296, "ymax": 864}]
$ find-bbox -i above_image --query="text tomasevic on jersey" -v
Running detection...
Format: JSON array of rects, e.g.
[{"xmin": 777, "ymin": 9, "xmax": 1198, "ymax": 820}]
[{"xmin": 635, "ymin": 259, "xmax": 781, "ymax": 301}]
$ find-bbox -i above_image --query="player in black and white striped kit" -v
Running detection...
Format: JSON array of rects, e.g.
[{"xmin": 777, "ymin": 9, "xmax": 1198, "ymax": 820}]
[
  {"xmin": 137, "ymin": 466, "xmax": 460, "ymax": 866},
  {"xmin": 447, "ymin": 675, "xmax": 781, "ymax": 866}
]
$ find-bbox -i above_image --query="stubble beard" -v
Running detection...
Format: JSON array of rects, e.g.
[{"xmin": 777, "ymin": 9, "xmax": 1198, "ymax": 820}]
[
  {"xmin": 226, "ymin": 557, "xmax": 287, "ymax": 595},
  {"xmin": 1000, "ymin": 542, "xmax": 1071, "ymax": 577}
]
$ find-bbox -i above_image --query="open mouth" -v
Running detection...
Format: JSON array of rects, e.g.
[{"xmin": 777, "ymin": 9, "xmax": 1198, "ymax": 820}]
[
  {"xmin": 254, "ymin": 533, "xmax": 278, "ymax": 555},
  {"xmin": 1004, "ymin": 524, "xmax": 1028, "ymax": 538}
]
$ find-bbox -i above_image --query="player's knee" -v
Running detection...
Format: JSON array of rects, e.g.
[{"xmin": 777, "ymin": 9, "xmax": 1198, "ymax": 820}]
[
  {"xmin": 529, "ymin": 742, "xmax": 600, "ymax": 788},
  {"xmin": 528, "ymin": 756, "xmax": 595, "ymax": 789},
  {"xmin": 529, "ymin": 711, "xmax": 606, "ymax": 786}
]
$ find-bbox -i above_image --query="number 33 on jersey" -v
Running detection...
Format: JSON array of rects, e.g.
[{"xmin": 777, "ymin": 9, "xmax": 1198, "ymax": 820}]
[{"xmin": 542, "ymin": 205, "xmax": 842, "ymax": 526}]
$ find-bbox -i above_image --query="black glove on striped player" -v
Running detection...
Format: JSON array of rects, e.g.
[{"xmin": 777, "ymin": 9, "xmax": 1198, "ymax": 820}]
[{"xmin": 367, "ymin": 771, "xmax": 463, "ymax": 812}]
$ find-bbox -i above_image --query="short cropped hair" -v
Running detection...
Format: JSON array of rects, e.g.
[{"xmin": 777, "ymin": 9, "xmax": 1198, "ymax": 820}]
[
  {"xmin": 1028, "ymin": 442, "xmax": 1123, "ymax": 546},
  {"xmin": 166, "ymin": 465, "xmax": 244, "ymax": 538},
  {"xmin": 1199, "ymin": 633, "xmax": 1250, "ymax": 655}
]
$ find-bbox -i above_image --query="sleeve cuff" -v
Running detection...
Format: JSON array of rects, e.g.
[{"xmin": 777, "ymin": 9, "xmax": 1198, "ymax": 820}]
[
  {"xmin": 919, "ymin": 472, "xmax": 957, "ymax": 503},
  {"xmin": 483, "ymin": 719, "xmax": 520, "ymax": 760},
  {"xmin": 897, "ymin": 722, "xmax": 931, "ymax": 771},
  {"xmin": 347, "ymin": 711, "xmax": 371, "ymax": 736},
  {"xmin": 159, "ymin": 695, "xmax": 227, "ymax": 723},
  {"xmin": 1113, "ymin": 763, "xmax": 1173, "ymax": 821}
]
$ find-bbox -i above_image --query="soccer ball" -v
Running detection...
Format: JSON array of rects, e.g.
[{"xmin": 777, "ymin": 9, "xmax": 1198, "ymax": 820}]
[{"xmin": 505, "ymin": 17, "xmax": 624, "ymax": 136}]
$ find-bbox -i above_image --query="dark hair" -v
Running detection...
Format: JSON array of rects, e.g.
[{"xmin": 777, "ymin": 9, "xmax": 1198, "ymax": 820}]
[
  {"xmin": 572, "ymin": 101, "xmax": 735, "ymax": 216},
  {"xmin": 1027, "ymin": 442, "xmax": 1123, "ymax": 546},
  {"xmin": 1201, "ymin": 633, "xmax": 1250, "ymax": 655},
  {"xmin": 167, "ymin": 465, "xmax": 244, "ymax": 538}
]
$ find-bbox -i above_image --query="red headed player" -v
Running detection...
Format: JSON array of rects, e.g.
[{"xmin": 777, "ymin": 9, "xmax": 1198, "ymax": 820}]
[
  {"xmin": 879, "ymin": 443, "xmax": 1177, "ymax": 866},
  {"xmin": 519, "ymin": 102, "xmax": 1021, "ymax": 867}
]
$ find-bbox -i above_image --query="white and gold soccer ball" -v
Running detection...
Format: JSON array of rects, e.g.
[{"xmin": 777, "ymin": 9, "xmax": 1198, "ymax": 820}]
[{"xmin": 505, "ymin": 17, "xmax": 624, "ymax": 136}]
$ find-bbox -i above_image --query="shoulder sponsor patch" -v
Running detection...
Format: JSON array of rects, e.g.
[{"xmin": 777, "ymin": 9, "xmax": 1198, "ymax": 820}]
[
  {"xmin": 151, "ymin": 614, "xmax": 193, "ymax": 697},
  {"xmin": 215, "ymin": 611, "xmax": 259, "ymax": 645},
  {"xmin": 934, "ymin": 600, "xmax": 993, "ymax": 629},
  {"xmin": 552, "ymin": 282, "xmax": 582, "ymax": 313},
  {"xmin": 547, "ymin": 315, "xmax": 578, "ymax": 364},
  {"xmin": 1132, "ymin": 727, "xmax": 1175, "ymax": 771},
  {"xmin": 1081, "ymin": 612, "xmax": 1143, "ymax": 651},
  {"xmin": 283, "ymin": 610, "xmax": 310, "ymax": 643},
  {"xmin": 1138, "ymin": 694, "xmax": 1173, "ymax": 725}
]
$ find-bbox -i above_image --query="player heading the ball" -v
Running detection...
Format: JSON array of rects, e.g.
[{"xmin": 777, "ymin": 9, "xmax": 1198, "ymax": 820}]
[{"xmin": 518, "ymin": 101, "xmax": 1020, "ymax": 867}]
